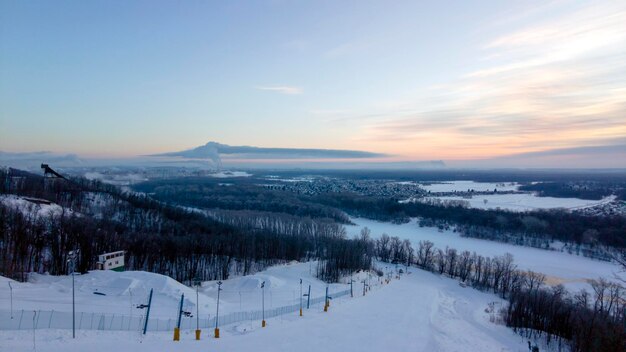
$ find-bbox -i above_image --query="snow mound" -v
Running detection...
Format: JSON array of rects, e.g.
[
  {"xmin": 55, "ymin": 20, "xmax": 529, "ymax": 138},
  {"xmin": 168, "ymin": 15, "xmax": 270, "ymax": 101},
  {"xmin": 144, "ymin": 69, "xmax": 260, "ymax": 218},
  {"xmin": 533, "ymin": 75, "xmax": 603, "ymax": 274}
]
[{"xmin": 0, "ymin": 194, "xmax": 70, "ymax": 218}]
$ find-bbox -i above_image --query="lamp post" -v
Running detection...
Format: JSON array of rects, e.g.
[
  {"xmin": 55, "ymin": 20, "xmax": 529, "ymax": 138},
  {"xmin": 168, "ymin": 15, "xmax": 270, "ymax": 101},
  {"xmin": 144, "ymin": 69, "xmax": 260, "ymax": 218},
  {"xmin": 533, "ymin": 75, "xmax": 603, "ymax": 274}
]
[
  {"xmin": 8, "ymin": 282, "xmax": 13, "ymax": 319},
  {"xmin": 324, "ymin": 285, "xmax": 329, "ymax": 312},
  {"xmin": 214, "ymin": 281, "xmax": 222, "ymax": 338},
  {"xmin": 67, "ymin": 249, "xmax": 79, "ymax": 339},
  {"xmin": 350, "ymin": 276, "xmax": 354, "ymax": 298},
  {"xmin": 299, "ymin": 279, "xmax": 303, "ymax": 317},
  {"xmin": 193, "ymin": 277, "xmax": 202, "ymax": 340},
  {"xmin": 129, "ymin": 288, "xmax": 133, "ymax": 328},
  {"xmin": 261, "ymin": 281, "xmax": 266, "ymax": 327}
]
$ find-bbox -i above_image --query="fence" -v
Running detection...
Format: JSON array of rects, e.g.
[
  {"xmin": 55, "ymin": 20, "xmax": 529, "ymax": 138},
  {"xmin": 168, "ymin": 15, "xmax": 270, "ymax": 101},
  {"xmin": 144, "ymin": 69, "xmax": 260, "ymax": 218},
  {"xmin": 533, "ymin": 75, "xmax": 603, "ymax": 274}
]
[{"xmin": 0, "ymin": 289, "xmax": 351, "ymax": 332}]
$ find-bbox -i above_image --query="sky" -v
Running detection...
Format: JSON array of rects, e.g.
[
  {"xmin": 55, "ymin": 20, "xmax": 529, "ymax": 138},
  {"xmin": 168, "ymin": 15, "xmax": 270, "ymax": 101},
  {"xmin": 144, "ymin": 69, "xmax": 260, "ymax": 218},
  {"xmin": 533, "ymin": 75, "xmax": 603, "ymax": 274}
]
[{"xmin": 1, "ymin": 0, "xmax": 625, "ymax": 167}]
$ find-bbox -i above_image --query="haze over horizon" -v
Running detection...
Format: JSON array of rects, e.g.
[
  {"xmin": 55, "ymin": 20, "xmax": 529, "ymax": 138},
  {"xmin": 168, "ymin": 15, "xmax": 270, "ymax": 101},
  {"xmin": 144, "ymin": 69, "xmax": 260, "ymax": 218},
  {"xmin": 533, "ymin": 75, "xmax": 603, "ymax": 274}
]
[{"xmin": 1, "ymin": 0, "xmax": 625, "ymax": 168}]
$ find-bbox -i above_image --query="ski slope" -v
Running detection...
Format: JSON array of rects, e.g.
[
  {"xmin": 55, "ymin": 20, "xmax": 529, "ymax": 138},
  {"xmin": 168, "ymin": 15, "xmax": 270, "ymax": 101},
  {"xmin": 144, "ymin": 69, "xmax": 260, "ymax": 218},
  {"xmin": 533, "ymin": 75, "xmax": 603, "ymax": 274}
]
[{"xmin": 0, "ymin": 264, "xmax": 529, "ymax": 352}]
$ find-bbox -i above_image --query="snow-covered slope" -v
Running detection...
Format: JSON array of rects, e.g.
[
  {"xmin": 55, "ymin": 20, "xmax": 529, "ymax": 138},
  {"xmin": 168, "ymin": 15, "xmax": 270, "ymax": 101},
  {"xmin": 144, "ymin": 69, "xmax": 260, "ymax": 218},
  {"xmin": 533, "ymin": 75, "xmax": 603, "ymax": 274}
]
[
  {"xmin": 0, "ymin": 262, "xmax": 351, "ymax": 321},
  {"xmin": 0, "ymin": 264, "xmax": 529, "ymax": 352}
]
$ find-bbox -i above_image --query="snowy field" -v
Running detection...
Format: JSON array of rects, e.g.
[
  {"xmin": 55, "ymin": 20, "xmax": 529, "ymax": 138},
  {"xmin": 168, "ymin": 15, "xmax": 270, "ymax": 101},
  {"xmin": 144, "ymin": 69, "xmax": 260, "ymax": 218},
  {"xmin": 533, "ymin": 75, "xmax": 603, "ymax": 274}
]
[
  {"xmin": 346, "ymin": 218, "xmax": 623, "ymax": 291},
  {"xmin": 1, "ymin": 264, "xmax": 530, "ymax": 352},
  {"xmin": 431, "ymin": 194, "xmax": 615, "ymax": 212},
  {"xmin": 420, "ymin": 180, "xmax": 520, "ymax": 193}
]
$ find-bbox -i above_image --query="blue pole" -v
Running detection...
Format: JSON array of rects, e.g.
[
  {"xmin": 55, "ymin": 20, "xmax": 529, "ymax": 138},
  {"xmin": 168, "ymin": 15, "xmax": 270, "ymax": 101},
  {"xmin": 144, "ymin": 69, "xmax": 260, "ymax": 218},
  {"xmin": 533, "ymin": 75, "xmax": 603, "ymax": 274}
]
[
  {"xmin": 143, "ymin": 289, "xmax": 153, "ymax": 334},
  {"xmin": 176, "ymin": 294, "xmax": 184, "ymax": 329}
]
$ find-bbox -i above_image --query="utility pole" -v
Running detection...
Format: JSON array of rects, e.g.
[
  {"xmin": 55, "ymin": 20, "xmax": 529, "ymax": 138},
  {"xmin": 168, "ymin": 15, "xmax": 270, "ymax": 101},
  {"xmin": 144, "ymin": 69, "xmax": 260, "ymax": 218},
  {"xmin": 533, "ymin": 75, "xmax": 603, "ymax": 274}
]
[
  {"xmin": 350, "ymin": 277, "xmax": 354, "ymax": 298},
  {"xmin": 194, "ymin": 278, "xmax": 201, "ymax": 340},
  {"xmin": 261, "ymin": 281, "xmax": 266, "ymax": 327},
  {"xmin": 324, "ymin": 286, "xmax": 329, "ymax": 312},
  {"xmin": 215, "ymin": 281, "xmax": 222, "ymax": 338},
  {"xmin": 8, "ymin": 282, "xmax": 13, "ymax": 319},
  {"xmin": 129, "ymin": 288, "xmax": 133, "ymax": 327},
  {"xmin": 67, "ymin": 249, "xmax": 80, "ymax": 339}
]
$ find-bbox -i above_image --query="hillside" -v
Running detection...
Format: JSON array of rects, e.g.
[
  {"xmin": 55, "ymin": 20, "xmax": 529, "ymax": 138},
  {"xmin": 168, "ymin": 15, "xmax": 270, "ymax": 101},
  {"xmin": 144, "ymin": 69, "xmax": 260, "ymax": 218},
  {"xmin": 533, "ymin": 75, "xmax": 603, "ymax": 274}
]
[{"xmin": 0, "ymin": 262, "xmax": 529, "ymax": 352}]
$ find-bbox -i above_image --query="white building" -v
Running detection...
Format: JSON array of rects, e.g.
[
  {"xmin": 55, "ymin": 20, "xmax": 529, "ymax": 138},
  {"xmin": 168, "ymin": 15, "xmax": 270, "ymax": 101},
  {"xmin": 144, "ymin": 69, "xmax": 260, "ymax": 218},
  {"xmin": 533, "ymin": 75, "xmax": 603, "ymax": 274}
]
[{"xmin": 96, "ymin": 251, "xmax": 125, "ymax": 271}]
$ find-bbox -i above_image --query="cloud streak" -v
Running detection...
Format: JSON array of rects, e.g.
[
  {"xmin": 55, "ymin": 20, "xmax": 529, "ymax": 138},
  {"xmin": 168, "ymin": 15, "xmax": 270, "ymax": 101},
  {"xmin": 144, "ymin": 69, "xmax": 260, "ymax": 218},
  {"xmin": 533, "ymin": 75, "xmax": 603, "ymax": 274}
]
[
  {"xmin": 334, "ymin": 1, "xmax": 626, "ymax": 162},
  {"xmin": 150, "ymin": 142, "xmax": 388, "ymax": 167},
  {"xmin": 255, "ymin": 85, "xmax": 303, "ymax": 95}
]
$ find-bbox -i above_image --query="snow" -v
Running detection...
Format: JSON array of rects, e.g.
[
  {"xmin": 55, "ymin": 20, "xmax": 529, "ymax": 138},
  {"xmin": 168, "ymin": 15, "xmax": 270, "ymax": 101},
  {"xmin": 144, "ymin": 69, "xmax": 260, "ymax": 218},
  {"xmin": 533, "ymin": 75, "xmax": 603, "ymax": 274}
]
[
  {"xmin": 0, "ymin": 194, "xmax": 70, "ymax": 218},
  {"xmin": 0, "ymin": 270, "xmax": 207, "ymax": 319},
  {"xmin": 430, "ymin": 194, "xmax": 615, "ymax": 212},
  {"xmin": 346, "ymin": 217, "xmax": 623, "ymax": 291},
  {"xmin": 0, "ymin": 265, "xmax": 529, "ymax": 352},
  {"xmin": 0, "ymin": 263, "xmax": 350, "ymax": 322},
  {"xmin": 421, "ymin": 181, "xmax": 520, "ymax": 193},
  {"xmin": 199, "ymin": 262, "xmax": 354, "ymax": 314}
]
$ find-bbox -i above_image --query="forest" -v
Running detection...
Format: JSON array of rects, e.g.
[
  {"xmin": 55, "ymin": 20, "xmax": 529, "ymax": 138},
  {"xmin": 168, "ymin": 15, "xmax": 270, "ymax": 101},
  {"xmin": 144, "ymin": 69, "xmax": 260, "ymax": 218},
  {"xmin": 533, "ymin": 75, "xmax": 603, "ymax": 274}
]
[
  {"xmin": 134, "ymin": 177, "xmax": 351, "ymax": 223},
  {"xmin": 0, "ymin": 168, "xmax": 370, "ymax": 283},
  {"xmin": 519, "ymin": 181, "xmax": 626, "ymax": 200}
]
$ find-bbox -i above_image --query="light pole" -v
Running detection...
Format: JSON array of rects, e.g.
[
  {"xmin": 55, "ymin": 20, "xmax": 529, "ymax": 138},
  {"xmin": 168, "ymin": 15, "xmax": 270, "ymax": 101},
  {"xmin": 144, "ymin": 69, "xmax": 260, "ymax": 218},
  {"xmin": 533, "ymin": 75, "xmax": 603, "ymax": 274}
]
[
  {"xmin": 350, "ymin": 276, "xmax": 354, "ymax": 298},
  {"xmin": 193, "ymin": 278, "xmax": 201, "ymax": 340},
  {"xmin": 67, "ymin": 249, "xmax": 79, "ymax": 339},
  {"xmin": 8, "ymin": 282, "xmax": 13, "ymax": 319},
  {"xmin": 261, "ymin": 281, "xmax": 266, "ymax": 327},
  {"xmin": 324, "ymin": 285, "xmax": 329, "ymax": 312},
  {"xmin": 129, "ymin": 288, "xmax": 133, "ymax": 328},
  {"xmin": 214, "ymin": 281, "xmax": 222, "ymax": 338},
  {"xmin": 299, "ymin": 279, "xmax": 303, "ymax": 317}
]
